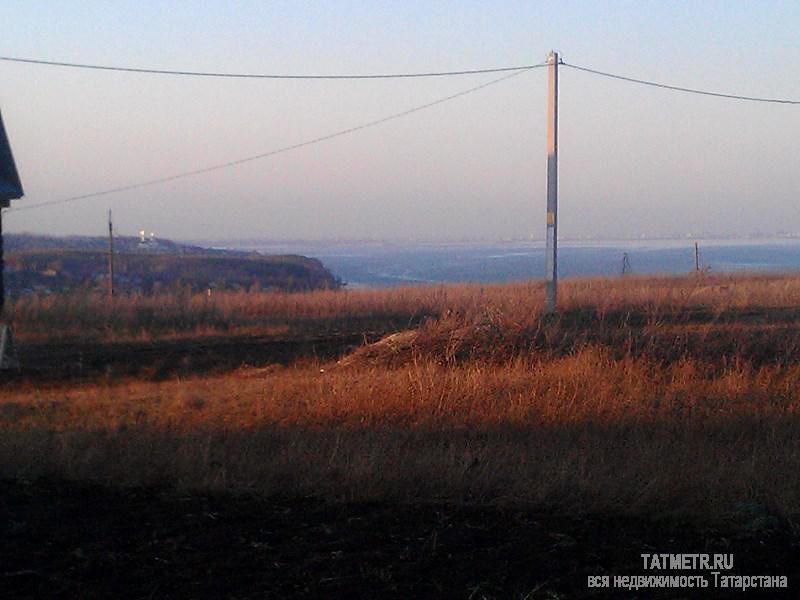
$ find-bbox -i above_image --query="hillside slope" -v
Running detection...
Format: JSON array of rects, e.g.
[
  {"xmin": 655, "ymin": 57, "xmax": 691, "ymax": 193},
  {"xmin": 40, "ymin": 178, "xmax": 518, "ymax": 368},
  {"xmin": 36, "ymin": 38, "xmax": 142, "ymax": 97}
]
[{"xmin": 5, "ymin": 234, "xmax": 342, "ymax": 295}]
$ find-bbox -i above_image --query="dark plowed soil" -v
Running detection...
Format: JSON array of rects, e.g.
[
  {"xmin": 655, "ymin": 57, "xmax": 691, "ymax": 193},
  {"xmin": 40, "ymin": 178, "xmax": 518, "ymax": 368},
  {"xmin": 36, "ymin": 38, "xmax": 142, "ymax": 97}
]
[
  {"xmin": 2, "ymin": 479, "xmax": 798, "ymax": 599},
  {"xmin": 3, "ymin": 332, "xmax": 380, "ymax": 384}
]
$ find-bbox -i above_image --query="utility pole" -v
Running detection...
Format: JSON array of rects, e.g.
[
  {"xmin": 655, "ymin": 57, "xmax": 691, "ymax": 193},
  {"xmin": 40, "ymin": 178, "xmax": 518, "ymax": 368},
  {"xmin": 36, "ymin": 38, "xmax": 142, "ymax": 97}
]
[
  {"xmin": 544, "ymin": 50, "xmax": 559, "ymax": 313},
  {"xmin": 107, "ymin": 210, "xmax": 114, "ymax": 299},
  {"xmin": 694, "ymin": 242, "xmax": 700, "ymax": 273}
]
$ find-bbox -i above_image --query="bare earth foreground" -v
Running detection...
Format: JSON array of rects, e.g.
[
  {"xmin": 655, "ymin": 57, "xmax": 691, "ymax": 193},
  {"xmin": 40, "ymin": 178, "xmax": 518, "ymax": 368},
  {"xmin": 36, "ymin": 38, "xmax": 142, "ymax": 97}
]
[
  {"xmin": 4, "ymin": 275, "xmax": 800, "ymax": 598},
  {"xmin": 2, "ymin": 478, "xmax": 798, "ymax": 599}
]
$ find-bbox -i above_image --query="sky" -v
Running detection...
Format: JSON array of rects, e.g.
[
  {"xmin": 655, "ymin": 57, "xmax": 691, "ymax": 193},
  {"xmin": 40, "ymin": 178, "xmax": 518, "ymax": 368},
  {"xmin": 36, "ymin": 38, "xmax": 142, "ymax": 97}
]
[{"xmin": 0, "ymin": 1, "xmax": 798, "ymax": 242}]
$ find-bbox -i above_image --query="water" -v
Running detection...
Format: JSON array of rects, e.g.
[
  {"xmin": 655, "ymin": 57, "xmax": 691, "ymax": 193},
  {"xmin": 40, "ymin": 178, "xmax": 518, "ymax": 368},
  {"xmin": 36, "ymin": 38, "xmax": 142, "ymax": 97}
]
[{"xmin": 233, "ymin": 238, "xmax": 800, "ymax": 288}]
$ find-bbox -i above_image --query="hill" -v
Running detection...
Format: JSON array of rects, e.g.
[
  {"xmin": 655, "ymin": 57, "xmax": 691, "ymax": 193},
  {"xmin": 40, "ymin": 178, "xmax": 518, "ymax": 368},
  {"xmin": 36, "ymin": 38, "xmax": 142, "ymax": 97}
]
[{"xmin": 5, "ymin": 234, "xmax": 342, "ymax": 295}]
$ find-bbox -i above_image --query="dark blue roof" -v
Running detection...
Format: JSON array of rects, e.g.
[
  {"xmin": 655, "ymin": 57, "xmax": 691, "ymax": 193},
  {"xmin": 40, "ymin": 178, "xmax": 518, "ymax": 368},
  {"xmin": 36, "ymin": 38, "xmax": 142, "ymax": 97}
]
[{"xmin": 0, "ymin": 110, "xmax": 23, "ymax": 201}]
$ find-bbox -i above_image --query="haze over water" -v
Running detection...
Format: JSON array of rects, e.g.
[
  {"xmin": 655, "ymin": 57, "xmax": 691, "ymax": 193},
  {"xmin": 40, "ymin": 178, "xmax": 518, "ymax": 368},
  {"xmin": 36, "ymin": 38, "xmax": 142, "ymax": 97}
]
[{"xmin": 224, "ymin": 238, "xmax": 800, "ymax": 288}]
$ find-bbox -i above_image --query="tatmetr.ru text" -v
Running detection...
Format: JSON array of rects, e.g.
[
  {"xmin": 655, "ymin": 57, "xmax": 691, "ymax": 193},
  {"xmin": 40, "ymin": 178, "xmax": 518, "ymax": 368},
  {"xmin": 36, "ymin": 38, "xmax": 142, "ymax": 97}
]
[{"xmin": 641, "ymin": 554, "xmax": 733, "ymax": 570}]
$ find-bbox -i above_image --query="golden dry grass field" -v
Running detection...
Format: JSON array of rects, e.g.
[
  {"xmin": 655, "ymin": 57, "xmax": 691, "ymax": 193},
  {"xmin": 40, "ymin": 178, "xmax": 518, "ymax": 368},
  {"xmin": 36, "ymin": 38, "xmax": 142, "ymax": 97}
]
[{"xmin": 4, "ymin": 273, "xmax": 800, "ymax": 521}]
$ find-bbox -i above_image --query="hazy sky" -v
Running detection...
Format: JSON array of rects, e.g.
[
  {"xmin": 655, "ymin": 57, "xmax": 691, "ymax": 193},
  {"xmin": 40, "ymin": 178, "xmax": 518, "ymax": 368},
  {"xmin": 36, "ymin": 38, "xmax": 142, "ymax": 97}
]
[{"xmin": 1, "ymin": 1, "xmax": 798, "ymax": 241}]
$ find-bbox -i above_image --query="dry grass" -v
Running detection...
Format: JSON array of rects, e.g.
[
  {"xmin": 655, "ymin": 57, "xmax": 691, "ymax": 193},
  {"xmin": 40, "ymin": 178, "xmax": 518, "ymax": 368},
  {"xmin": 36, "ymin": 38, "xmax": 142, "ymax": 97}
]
[
  {"xmin": 12, "ymin": 272, "xmax": 800, "ymax": 341},
  {"xmin": 4, "ymin": 273, "xmax": 800, "ymax": 521}
]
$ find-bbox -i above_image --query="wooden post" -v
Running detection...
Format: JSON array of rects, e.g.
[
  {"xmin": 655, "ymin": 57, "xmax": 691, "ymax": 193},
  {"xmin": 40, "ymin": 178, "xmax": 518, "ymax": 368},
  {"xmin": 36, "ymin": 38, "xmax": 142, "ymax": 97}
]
[
  {"xmin": 0, "ymin": 208, "xmax": 18, "ymax": 370},
  {"xmin": 108, "ymin": 210, "xmax": 114, "ymax": 299},
  {"xmin": 544, "ymin": 50, "xmax": 559, "ymax": 313},
  {"xmin": 694, "ymin": 242, "xmax": 700, "ymax": 273}
]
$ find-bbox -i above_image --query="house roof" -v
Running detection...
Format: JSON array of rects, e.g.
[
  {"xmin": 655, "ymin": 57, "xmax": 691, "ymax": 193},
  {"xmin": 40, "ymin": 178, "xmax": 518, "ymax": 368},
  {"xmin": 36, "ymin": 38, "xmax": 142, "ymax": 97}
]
[{"xmin": 0, "ymin": 110, "xmax": 23, "ymax": 202}]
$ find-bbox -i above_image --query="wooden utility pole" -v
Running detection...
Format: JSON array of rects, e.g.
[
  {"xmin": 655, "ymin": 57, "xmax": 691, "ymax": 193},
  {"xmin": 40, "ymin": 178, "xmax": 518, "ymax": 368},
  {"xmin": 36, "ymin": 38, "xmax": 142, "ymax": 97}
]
[
  {"xmin": 107, "ymin": 210, "xmax": 114, "ymax": 299},
  {"xmin": 694, "ymin": 242, "xmax": 700, "ymax": 273},
  {"xmin": 544, "ymin": 50, "xmax": 559, "ymax": 313}
]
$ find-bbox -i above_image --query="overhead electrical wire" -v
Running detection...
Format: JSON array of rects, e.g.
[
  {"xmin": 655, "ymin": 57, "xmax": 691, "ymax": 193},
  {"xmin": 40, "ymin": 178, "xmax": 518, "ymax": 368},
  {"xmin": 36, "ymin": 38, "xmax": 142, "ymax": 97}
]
[
  {"xmin": 7, "ymin": 66, "xmax": 541, "ymax": 213},
  {"xmin": 562, "ymin": 62, "xmax": 800, "ymax": 105},
  {"xmin": 2, "ymin": 53, "xmax": 795, "ymax": 102},
  {"xmin": 0, "ymin": 55, "xmax": 543, "ymax": 80},
  {"xmin": 3, "ymin": 53, "xmax": 795, "ymax": 102},
  {"xmin": 4, "ymin": 53, "xmax": 798, "ymax": 214}
]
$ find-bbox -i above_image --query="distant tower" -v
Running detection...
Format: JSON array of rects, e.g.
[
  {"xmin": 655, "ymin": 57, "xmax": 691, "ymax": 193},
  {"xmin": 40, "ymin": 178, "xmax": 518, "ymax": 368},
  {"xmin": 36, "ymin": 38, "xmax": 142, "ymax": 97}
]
[{"xmin": 621, "ymin": 252, "xmax": 631, "ymax": 275}]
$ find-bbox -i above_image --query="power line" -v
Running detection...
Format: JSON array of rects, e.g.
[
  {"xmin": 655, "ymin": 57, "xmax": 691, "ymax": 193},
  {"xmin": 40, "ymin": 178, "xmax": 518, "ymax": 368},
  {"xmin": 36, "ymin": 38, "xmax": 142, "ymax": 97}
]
[
  {"xmin": 563, "ymin": 62, "xmax": 800, "ymax": 105},
  {"xmin": 7, "ymin": 67, "xmax": 539, "ymax": 214},
  {"xmin": 0, "ymin": 55, "xmax": 543, "ymax": 80},
  {"xmin": 4, "ymin": 53, "xmax": 796, "ymax": 103}
]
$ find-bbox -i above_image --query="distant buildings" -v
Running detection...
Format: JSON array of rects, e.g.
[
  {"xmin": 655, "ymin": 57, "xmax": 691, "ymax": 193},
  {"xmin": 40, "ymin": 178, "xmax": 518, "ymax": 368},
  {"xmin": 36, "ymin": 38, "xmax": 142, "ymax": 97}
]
[{"xmin": 138, "ymin": 230, "xmax": 162, "ymax": 251}]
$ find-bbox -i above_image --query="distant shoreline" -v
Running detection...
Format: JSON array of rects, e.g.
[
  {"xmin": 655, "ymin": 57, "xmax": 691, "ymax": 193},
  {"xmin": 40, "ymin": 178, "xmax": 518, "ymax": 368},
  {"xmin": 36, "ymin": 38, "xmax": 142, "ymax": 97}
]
[{"xmin": 194, "ymin": 238, "xmax": 800, "ymax": 289}]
